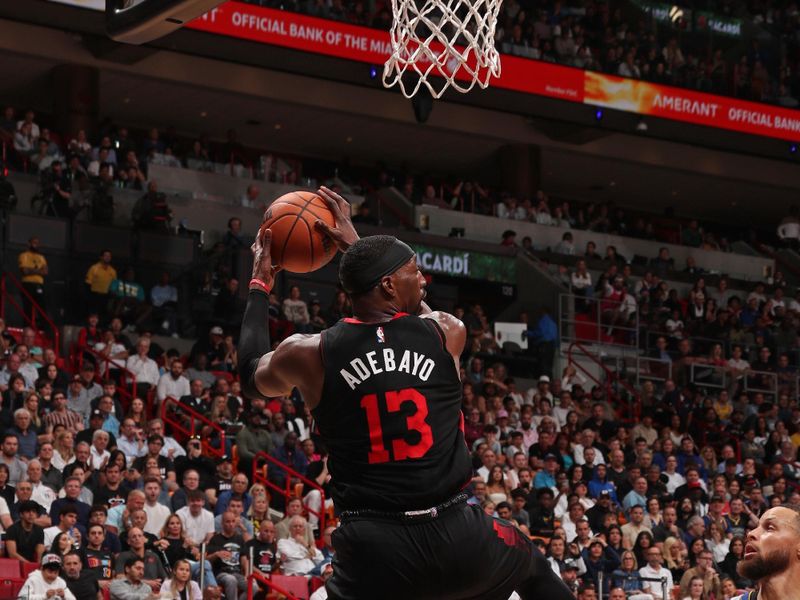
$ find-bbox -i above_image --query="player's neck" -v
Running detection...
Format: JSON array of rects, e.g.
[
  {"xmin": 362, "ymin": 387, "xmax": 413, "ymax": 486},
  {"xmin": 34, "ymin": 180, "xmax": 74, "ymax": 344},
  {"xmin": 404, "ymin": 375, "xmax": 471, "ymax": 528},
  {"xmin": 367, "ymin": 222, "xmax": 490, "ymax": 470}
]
[
  {"xmin": 352, "ymin": 299, "xmax": 403, "ymax": 323},
  {"xmin": 758, "ymin": 568, "xmax": 800, "ymax": 600}
]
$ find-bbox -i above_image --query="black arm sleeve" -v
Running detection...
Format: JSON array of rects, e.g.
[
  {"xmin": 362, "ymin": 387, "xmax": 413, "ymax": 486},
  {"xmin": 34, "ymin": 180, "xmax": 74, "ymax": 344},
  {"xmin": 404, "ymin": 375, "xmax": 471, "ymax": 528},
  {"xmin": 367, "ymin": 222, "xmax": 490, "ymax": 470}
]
[{"xmin": 238, "ymin": 289, "xmax": 271, "ymax": 400}]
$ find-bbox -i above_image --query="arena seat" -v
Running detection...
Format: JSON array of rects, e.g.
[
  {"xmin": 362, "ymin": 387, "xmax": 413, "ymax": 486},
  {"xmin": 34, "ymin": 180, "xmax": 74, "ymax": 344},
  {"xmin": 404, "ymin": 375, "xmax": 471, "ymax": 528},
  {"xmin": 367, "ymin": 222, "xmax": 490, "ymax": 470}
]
[
  {"xmin": 20, "ymin": 562, "xmax": 37, "ymax": 578},
  {"xmin": 0, "ymin": 579, "xmax": 23, "ymax": 600},
  {"xmin": 0, "ymin": 559, "xmax": 20, "ymax": 579},
  {"xmin": 270, "ymin": 574, "xmax": 309, "ymax": 600}
]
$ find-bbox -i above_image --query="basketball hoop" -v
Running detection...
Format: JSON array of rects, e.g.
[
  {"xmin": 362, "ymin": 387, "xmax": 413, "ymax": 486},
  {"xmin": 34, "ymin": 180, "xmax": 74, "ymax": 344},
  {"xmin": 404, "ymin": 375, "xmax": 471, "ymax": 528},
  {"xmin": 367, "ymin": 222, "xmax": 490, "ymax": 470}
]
[{"xmin": 382, "ymin": 0, "xmax": 502, "ymax": 99}]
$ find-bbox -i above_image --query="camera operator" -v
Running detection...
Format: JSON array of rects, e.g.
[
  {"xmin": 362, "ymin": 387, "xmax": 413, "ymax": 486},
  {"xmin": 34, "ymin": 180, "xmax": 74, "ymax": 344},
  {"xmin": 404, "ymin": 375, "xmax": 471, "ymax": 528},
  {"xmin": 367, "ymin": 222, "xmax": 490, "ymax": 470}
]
[
  {"xmin": 89, "ymin": 162, "xmax": 115, "ymax": 224},
  {"xmin": 132, "ymin": 180, "xmax": 172, "ymax": 231}
]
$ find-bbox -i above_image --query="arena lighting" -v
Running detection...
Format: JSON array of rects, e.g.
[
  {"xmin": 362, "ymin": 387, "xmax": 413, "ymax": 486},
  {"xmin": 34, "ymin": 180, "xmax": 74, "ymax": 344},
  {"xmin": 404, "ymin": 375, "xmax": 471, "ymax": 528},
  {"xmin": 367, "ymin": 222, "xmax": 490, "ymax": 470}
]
[
  {"xmin": 669, "ymin": 5, "xmax": 684, "ymax": 24},
  {"xmin": 369, "ymin": 65, "xmax": 379, "ymax": 79},
  {"xmin": 791, "ymin": 143, "xmax": 798, "ymax": 154},
  {"xmin": 594, "ymin": 109, "xmax": 604, "ymax": 121},
  {"xmin": 636, "ymin": 118, "xmax": 648, "ymax": 132}
]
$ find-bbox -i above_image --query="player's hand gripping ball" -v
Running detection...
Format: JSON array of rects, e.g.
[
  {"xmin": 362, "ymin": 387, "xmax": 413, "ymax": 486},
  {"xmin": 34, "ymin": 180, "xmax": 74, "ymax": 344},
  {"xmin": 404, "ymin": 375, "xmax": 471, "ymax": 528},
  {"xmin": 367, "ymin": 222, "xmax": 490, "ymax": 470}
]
[{"xmin": 262, "ymin": 191, "xmax": 337, "ymax": 273}]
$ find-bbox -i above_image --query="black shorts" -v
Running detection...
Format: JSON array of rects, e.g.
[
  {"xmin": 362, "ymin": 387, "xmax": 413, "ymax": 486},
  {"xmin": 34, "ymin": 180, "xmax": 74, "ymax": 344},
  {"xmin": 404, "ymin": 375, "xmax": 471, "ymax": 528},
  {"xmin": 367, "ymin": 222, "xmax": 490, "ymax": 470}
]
[{"xmin": 326, "ymin": 500, "xmax": 564, "ymax": 600}]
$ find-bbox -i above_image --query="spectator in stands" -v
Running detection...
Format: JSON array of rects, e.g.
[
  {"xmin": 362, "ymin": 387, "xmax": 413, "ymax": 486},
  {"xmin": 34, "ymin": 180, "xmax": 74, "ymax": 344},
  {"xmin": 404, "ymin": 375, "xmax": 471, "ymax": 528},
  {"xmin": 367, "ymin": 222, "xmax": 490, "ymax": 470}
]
[
  {"xmin": 191, "ymin": 327, "xmax": 225, "ymax": 370},
  {"xmin": 67, "ymin": 130, "xmax": 91, "ymax": 164},
  {"xmin": 11, "ymin": 408, "xmax": 38, "ymax": 460},
  {"xmin": 4, "ymin": 351, "xmax": 37, "ymax": 391},
  {"xmin": 274, "ymin": 497, "xmax": 314, "ymax": 546},
  {"xmin": 277, "ymin": 515, "xmax": 324, "ymax": 576},
  {"xmin": 214, "ymin": 277, "xmax": 244, "ymax": 330},
  {"xmin": 525, "ymin": 308, "xmax": 558, "ymax": 378},
  {"xmin": 14, "ymin": 121, "xmax": 35, "ymax": 157},
  {"xmin": 681, "ymin": 221, "xmax": 703, "ymax": 247},
  {"xmin": 113, "ymin": 422, "xmax": 146, "ymax": 472},
  {"xmin": 19, "ymin": 553, "xmax": 75, "ymax": 600},
  {"xmin": 240, "ymin": 184, "xmax": 260, "ymax": 208},
  {"xmin": 622, "ymin": 505, "xmax": 652, "ymax": 550},
  {"xmin": 96, "ymin": 395, "xmax": 121, "ymax": 439},
  {"xmin": 6, "ymin": 499, "xmax": 45, "ymax": 563},
  {"xmin": 18, "ymin": 236, "xmax": 48, "ymax": 320},
  {"xmin": 159, "ymin": 559, "xmax": 201, "ymax": 600},
  {"xmin": 156, "ymin": 359, "xmax": 189, "ymax": 405},
  {"xmin": 184, "ymin": 361, "xmax": 215, "ymax": 396},
  {"xmin": 63, "ymin": 550, "xmax": 99, "ymax": 600},
  {"xmin": 245, "ymin": 519, "xmax": 278, "ymax": 580},
  {"xmin": 678, "ymin": 549, "xmax": 721, "ymax": 599},
  {"xmin": 282, "ymin": 285, "xmax": 312, "ymax": 334},
  {"xmin": 170, "ymin": 469, "xmax": 203, "ymax": 513},
  {"xmin": 208, "ymin": 511, "xmax": 248, "ymax": 600},
  {"xmin": 554, "ymin": 231, "xmax": 575, "ymax": 255},
  {"xmin": 108, "ymin": 268, "xmax": 150, "ymax": 331},
  {"xmin": 146, "ymin": 419, "xmax": 183, "ymax": 460},
  {"xmin": 650, "ymin": 248, "xmax": 674, "ymax": 277},
  {"xmin": 66, "ymin": 375, "xmax": 91, "ymax": 426},
  {"xmin": 235, "ymin": 411, "xmax": 273, "ymax": 479},
  {"xmin": 215, "ymin": 473, "xmax": 251, "ymax": 518},
  {"xmin": 176, "ymin": 490, "xmax": 214, "ymax": 547},
  {"xmin": 618, "ymin": 51, "xmax": 641, "ymax": 79},
  {"xmin": 125, "ymin": 338, "xmax": 159, "ymax": 399},
  {"xmin": 118, "ymin": 151, "xmax": 146, "ymax": 190},
  {"xmin": 0, "ymin": 431, "xmax": 27, "ymax": 485},
  {"xmin": 222, "ymin": 218, "xmax": 247, "ymax": 251},
  {"xmin": 496, "ymin": 196, "xmax": 526, "ymax": 220},
  {"xmin": 94, "ymin": 331, "xmax": 128, "ymax": 379},
  {"xmin": 114, "ymin": 526, "xmax": 167, "ymax": 592},
  {"xmin": 85, "ymin": 250, "xmax": 117, "ymax": 317},
  {"xmin": 500, "ymin": 229, "xmax": 517, "ymax": 247},
  {"xmin": 109, "ymin": 555, "xmax": 153, "ymax": 600},
  {"xmin": 150, "ymin": 272, "xmax": 178, "ymax": 336},
  {"xmin": 638, "ymin": 546, "xmax": 672, "ymax": 600}
]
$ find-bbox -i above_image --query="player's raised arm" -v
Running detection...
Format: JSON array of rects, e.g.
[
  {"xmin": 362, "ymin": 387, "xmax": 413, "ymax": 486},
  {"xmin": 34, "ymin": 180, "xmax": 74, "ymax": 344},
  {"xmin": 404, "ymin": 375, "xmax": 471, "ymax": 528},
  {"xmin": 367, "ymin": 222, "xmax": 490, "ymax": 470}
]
[
  {"xmin": 238, "ymin": 227, "xmax": 292, "ymax": 399},
  {"xmin": 240, "ymin": 188, "xmax": 360, "ymax": 401}
]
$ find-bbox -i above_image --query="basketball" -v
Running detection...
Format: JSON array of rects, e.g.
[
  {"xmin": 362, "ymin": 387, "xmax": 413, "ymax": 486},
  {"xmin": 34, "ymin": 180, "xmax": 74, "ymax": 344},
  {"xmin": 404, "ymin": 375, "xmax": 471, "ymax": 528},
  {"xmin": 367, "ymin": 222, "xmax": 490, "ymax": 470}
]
[{"xmin": 262, "ymin": 191, "xmax": 337, "ymax": 273}]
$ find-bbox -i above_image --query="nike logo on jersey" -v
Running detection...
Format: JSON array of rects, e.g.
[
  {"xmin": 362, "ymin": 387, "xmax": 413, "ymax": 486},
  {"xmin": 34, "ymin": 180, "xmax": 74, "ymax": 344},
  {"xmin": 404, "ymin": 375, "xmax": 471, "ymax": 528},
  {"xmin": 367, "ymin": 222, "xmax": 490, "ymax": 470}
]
[{"xmin": 339, "ymin": 348, "xmax": 435, "ymax": 390}]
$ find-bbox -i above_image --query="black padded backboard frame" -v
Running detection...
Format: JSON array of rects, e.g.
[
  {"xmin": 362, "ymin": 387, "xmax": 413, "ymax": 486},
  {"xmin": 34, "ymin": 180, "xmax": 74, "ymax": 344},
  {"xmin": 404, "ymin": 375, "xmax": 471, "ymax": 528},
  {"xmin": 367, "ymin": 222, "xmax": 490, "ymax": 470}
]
[{"xmin": 106, "ymin": 0, "xmax": 225, "ymax": 44}]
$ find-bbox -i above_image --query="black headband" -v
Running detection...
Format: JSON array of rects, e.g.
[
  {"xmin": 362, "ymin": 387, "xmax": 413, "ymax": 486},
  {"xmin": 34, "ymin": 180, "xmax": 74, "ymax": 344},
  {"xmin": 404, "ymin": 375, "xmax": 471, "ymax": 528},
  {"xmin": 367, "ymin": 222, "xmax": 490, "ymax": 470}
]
[{"xmin": 343, "ymin": 238, "xmax": 416, "ymax": 294}]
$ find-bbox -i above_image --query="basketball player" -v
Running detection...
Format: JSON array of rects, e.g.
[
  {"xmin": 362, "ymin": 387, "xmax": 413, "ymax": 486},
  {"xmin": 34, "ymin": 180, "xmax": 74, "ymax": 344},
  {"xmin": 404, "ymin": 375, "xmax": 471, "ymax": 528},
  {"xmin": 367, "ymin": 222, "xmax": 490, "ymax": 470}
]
[
  {"xmin": 734, "ymin": 505, "xmax": 800, "ymax": 600},
  {"xmin": 239, "ymin": 187, "xmax": 573, "ymax": 600}
]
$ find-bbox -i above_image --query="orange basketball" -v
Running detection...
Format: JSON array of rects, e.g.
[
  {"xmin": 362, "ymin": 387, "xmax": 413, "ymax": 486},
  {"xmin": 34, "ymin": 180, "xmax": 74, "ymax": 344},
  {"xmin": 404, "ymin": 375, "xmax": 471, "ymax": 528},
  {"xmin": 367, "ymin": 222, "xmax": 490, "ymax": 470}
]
[{"xmin": 262, "ymin": 191, "xmax": 337, "ymax": 273}]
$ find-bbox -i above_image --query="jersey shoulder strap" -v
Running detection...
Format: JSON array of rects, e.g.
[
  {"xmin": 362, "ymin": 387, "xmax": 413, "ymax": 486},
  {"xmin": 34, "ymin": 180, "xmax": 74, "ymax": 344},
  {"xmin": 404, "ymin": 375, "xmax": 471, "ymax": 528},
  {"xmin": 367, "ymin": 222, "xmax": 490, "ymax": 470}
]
[{"xmin": 420, "ymin": 317, "xmax": 447, "ymax": 349}]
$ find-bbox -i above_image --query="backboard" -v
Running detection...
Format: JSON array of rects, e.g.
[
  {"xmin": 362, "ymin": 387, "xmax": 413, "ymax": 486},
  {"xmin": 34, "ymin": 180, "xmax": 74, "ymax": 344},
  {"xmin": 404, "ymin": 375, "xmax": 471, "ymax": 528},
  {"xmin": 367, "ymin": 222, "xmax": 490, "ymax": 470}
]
[{"xmin": 106, "ymin": 0, "xmax": 225, "ymax": 44}]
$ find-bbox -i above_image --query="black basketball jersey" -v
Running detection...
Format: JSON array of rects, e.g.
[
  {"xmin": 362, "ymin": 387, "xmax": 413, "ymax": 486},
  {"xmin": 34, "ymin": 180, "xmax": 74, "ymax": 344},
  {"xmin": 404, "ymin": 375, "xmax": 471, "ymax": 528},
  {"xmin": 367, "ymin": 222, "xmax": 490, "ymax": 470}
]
[{"xmin": 313, "ymin": 313, "xmax": 471, "ymax": 512}]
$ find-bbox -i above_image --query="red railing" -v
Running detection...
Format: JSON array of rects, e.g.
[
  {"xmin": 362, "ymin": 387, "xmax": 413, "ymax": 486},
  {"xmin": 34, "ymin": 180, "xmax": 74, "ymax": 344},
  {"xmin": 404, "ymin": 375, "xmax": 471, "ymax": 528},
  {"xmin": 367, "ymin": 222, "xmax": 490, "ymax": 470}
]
[
  {"xmin": 0, "ymin": 271, "xmax": 60, "ymax": 357},
  {"xmin": 160, "ymin": 397, "xmax": 227, "ymax": 459},
  {"xmin": 246, "ymin": 570, "xmax": 302, "ymax": 600},
  {"xmin": 252, "ymin": 450, "xmax": 326, "ymax": 532},
  {"xmin": 567, "ymin": 341, "xmax": 642, "ymax": 422}
]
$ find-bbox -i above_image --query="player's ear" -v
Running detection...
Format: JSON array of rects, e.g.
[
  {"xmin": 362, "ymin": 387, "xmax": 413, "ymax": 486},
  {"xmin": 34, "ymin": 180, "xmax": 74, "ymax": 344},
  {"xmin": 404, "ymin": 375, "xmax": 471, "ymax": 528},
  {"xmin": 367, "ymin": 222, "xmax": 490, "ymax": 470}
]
[{"xmin": 380, "ymin": 274, "xmax": 396, "ymax": 297}]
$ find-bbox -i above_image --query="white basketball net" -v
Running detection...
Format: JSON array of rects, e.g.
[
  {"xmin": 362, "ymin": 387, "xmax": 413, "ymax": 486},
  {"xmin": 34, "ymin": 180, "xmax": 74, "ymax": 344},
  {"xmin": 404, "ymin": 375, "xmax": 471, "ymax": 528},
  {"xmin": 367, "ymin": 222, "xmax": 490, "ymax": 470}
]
[{"xmin": 382, "ymin": 0, "xmax": 503, "ymax": 99}]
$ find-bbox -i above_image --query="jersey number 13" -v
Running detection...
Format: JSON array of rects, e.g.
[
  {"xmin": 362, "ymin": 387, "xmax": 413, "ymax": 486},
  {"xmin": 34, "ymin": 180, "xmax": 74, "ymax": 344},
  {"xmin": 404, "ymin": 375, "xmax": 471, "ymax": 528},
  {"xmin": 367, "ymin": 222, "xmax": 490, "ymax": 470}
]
[{"xmin": 360, "ymin": 388, "xmax": 433, "ymax": 464}]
